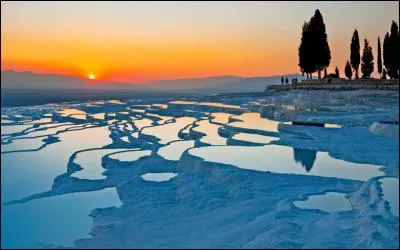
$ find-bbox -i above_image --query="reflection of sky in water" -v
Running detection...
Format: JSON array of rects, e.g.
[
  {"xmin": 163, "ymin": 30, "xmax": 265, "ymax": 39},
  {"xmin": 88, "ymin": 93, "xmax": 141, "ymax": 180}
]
[
  {"xmin": 158, "ymin": 140, "xmax": 195, "ymax": 161},
  {"xmin": 133, "ymin": 118, "xmax": 153, "ymax": 130},
  {"xmin": 71, "ymin": 149, "xmax": 128, "ymax": 180},
  {"xmin": 108, "ymin": 150, "xmax": 151, "ymax": 162},
  {"xmin": 91, "ymin": 113, "xmax": 105, "ymax": 120},
  {"xmin": 2, "ymin": 188, "xmax": 121, "ymax": 248},
  {"xmin": 197, "ymin": 102, "xmax": 242, "ymax": 109},
  {"xmin": 129, "ymin": 108, "xmax": 146, "ymax": 114},
  {"xmin": 141, "ymin": 173, "xmax": 177, "ymax": 182},
  {"xmin": 293, "ymin": 192, "xmax": 352, "ymax": 212},
  {"xmin": 193, "ymin": 120, "xmax": 227, "ymax": 145},
  {"xmin": 229, "ymin": 113, "xmax": 283, "ymax": 132},
  {"xmin": 16, "ymin": 124, "xmax": 80, "ymax": 138},
  {"xmin": 1, "ymin": 119, "xmax": 15, "ymax": 124},
  {"xmin": 1, "ymin": 124, "xmax": 33, "ymax": 135},
  {"xmin": 107, "ymin": 100, "xmax": 125, "ymax": 105},
  {"xmin": 210, "ymin": 112, "xmax": 231, "ymax": 124},
  {"xmin": 24, "ymin": 118, "xmax": 53, "ymax": 124},
  {"xmin": 151, "ymin": 104, "xmax": 168, "ymax": 109},
  {"xmin": 232, "ymin": 133, "xmax": 277, "ymax": 144},
  {"xmin": 58, "ymin": 109, "xmax": 87, "ymax": 117},
  {"xmin": 189, "ymin": 145, "xmax": 384, "ymax": 181},
  {"xmin": 1, "ymin": 137, "xmax": 46, "ymax": 153},
  {"xmin": 169, "ymin": 101, "xmax": 197, "ymax": 105},
  {"xmin": 379, "ymin": 177, "xmax": 399, "ymax": 217},
  {"xmin": 1, "ymin": 126, "xmax": 112, "ymax": 202},
  {"xmin": 141, "ymin": 117, "xmax": 196, "ymax": 144}
]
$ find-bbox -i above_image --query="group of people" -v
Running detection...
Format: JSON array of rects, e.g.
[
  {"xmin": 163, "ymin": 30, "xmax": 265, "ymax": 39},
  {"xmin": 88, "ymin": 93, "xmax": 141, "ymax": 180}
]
[{"xmin": 281, "ymin": 76, "xmax": 298, "ymax": 85}]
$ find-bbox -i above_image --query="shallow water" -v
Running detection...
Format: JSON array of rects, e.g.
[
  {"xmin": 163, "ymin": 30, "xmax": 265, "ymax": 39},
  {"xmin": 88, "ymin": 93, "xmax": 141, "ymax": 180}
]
[
  {"xmin": 379, "ymin": 177, "xmax": 399, "ymax": 217},
  {"xmin": 1, "ymin": 188, "xmax": 121, "ymax": 248},
  {"xmin": 232, "ymin": 133, "xmax": 277, "ymax": 144},
  {"xmin": 141, "ymin": 173, "xmax": 178, "ymax": 182},
  {"xmin": 158, "ymin": 140, "xmax": 195, "ymax": 161},
  {"xmin": 189, "ymin": 145, "xmax": 384, "ymax": 181},
  {"xmin": 1, "ymin": 94, "xmax": 398, "ymax": 248},
  {"xmin": 293, "ymin": 192, "xmax": 352, "ymax": 212}
]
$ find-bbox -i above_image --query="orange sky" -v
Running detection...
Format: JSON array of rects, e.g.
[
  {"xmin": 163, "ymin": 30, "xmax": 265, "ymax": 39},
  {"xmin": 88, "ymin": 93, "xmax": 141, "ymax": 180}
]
[{"xmin": 1, "ymin": 1, "xmax": 399, "ymax": 83}]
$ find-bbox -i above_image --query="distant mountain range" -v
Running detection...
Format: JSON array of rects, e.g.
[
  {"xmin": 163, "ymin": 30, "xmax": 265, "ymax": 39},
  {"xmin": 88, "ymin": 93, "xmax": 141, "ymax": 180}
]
[{"xmin": 1, "ymin": 70, "xmax": 303, "ymax": 93}]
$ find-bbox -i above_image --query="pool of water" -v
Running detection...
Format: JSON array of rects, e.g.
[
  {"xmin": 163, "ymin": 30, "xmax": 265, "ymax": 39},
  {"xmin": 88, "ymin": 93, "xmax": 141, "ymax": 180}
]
[
  {"xmin": 1, "ymin": 126, "xmax": 113, "ymax": 203},
  {"xmin": 210, "ymin": 112, "xmax": 231, "ymax": 124},
  {"xmin": 189, "ymin": 145, "xmax": 384, "ymax": 181},
  {"xmin": 1, "ymin": 188, "xmax": 121, "ymax": 248},
  {"xmin": 232, "ymin": 133, "xmax": 278, "ymax": 144},
  {"xmin": 379, "ymin": 177, "xmax": 399, "ymax": 217},
  {"xmin": 293, "ymin": 192, "xmax": 352, "ymax": 212},
  {"xmin": 192, "ymin": 120, "xmax": 227, "ymax": 145},
  {"xmin": 141, "ymin": 117, "xmax": 196, "ymax": 144},
  {"xmin": 158, "ymin": 140, "xmax": 195, "ymax": 161},
  {"xmin": 228, "ymin": 112, "xmax": 283, "ymax": 133},
  {"xmin": 141, "ymin": 173, "xmax": 178, "ymax": 182},
  {"xmin": 71, "ymin": 148, "xmax": 128, "ymax": 180},
  {"xmin": 108, "ymin": 150, "xmax": 152, "ymax": 162}
]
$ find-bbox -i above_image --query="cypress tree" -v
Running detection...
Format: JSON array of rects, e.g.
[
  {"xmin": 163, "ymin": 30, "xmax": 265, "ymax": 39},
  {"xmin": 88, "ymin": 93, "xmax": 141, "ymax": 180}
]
[
  {"xmin": 350, "ymin": 29, "xmax": 360, "ymax": 79},
  {"xmin": 383, "ymin": 32, "xmax": 391, "ymax": 78},
  {"xmin": 324, "ymin": 67, "xmax": 327, "ymax": 78},
  {"xmin": 389, "ymin": 21, "xmax": 399, "ymax": 78},
  {"xmin": 298, "ymin": 21, "xmax": 315, "ymax": 79},
  {"xmin": 310, "ymin": 9, "xmax": 331, "ymax": 79},
  {"xmin": 345, "ymin": 60, "xmax": 352, "ymax": 79},
  {"xmin": 361, "ymin": 39, "xmax": 374, "ymax": 78},
  {"xmin": 335, "ymin": 66, "xmax": 339, "ymax": 77},
  {"xmin": 377, "ymin": 37, "xmax": 382, "ymax": 77}
]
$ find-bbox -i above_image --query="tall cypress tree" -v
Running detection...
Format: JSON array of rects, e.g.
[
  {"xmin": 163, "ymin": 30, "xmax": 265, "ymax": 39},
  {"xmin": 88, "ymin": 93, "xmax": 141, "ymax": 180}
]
[
  {"xmin": 350, "ymin": 29, "xmax": 360, "ymax": 79},
  {"xmin": 298, "ymin": 21, "xmax": 315, "ymax": 79},
  {"xmin": 345, "ymin": 60, "xmax": 352, "ymax": 79},
  {"xmin": 383, "ymin": 32, "xmax": 391, "ymax": 78},
  {"xmin": 361, "ymin": 39, "xmax": 374, "ymax": 78},
  {"xmin": 389, "ymin": 21, "xmax": 399, "ymax": 78},
  {"xmin": 335, "ymin": 66, "xmax": 339, "ymax": 77},
  {"xmin": 377, "ymin": 37, "xmax": 382, "ymax": 77},
  {"xmin": 310, "ymin": 9, "xmax": 331, "ymax": 79}
]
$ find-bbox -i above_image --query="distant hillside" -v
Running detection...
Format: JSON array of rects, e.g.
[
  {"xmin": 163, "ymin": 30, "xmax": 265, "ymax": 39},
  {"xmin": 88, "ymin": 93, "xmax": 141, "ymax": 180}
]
[
  {"xmin": 147, "ymin": 74, "xmax": 303, "ymax": 93},
  {"xmin": 1, "ymin": 71, "xmax": 303, "ymax": 93},
  {"xmin": 1, "ymin": 70, "xmax": 148, "ymax": 90}
]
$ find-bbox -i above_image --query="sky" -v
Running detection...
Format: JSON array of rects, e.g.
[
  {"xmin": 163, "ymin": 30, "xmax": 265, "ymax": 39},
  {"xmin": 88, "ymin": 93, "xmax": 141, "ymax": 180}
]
[{"xmin": 1, "ymin": 1, "xmax": 399, "ymax": 83}]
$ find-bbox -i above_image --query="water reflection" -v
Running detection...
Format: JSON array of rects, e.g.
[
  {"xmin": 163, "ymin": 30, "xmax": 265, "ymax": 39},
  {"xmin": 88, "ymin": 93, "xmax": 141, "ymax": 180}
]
[{"xmin": 292, "ymin": 148, "xmax": 317, "ymax": 172}]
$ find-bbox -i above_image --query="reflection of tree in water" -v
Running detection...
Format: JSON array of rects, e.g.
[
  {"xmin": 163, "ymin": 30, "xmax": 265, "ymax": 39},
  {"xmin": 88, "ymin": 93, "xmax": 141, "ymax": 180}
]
[{"xmin": 292, "ymin": 147, "xmax": 317, "ymax": 172}]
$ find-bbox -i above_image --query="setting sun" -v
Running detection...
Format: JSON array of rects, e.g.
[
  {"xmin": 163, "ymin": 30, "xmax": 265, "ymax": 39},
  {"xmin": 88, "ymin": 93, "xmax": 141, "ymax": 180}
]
[{"xmin": 88, "ymin": 74, "xmax": 96, "ymax": 80}]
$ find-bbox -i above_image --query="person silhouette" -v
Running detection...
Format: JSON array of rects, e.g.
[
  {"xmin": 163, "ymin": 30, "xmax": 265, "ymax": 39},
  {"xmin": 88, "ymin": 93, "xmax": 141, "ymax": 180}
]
[
  {"xmin": 285, "ymin": 77, "xmax": 289, "ymax": 85},
  {"xmin": 281, "ymin": 76, "xmax": 284, "ymax": 85}
]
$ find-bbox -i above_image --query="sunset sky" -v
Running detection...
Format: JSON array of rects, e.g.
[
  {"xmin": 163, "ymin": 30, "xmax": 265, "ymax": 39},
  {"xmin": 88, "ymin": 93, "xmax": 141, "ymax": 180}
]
[{"xmin": 1, "ymin": 1, "xmax": 399, "ymax": 83}]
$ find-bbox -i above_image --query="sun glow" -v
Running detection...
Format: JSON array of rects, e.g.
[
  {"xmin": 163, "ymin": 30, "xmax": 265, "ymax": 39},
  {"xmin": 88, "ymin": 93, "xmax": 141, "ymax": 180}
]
[{"xmin": 88, "ymin": 74, "xmax": 96, "ymax": 80}]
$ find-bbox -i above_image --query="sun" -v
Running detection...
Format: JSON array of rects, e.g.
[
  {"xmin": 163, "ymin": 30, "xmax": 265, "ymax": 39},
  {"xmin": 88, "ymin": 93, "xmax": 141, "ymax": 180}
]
[{"xmin": 88, "ymin": 74, "xmax": 96, "ymax": 80}]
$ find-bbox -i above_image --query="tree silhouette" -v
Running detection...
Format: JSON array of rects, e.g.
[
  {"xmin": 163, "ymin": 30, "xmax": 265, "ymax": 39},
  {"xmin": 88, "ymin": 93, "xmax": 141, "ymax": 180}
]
[
  {"xmin": 293, "ymin": 148, "xmax": 317, "ymax": 172},
  {"xmin": 345, "ymin": 60, "xmax": 352, "ymax": 79},
  {"xmin": 377, "ymin": 37, "xmax": 382, "ymax": 77},
  {"xmin": 384, "ymin": 21, "xmax": 400, "ymax": 79},
  {"xmin": 298, "ymin": 21, "xmax": 315, "ymax": 79},
  {"xmin": 324, "ymin": 67, "xmax": 327, "ymax": 78},
  {"xmin": 335, "ymin": 66, "xmax": 339, "ymax": 77},
  {"xmin": 389, "ymin": 21, "xmax": 399, "ymax": 78},
  {"xmin": 350, "ymin": 29, "xmax": 361, "ymax": 79},
  {"xmin": 383, "ymin": 32, "xmax": 391, "ymax": 78},
  {"xmin": 310, "ymin": 9, "xmax": 331, "ymax": 79},
  {"xmin": 361, "ymin": 39, "xmax": 374, "ymax": 78}
]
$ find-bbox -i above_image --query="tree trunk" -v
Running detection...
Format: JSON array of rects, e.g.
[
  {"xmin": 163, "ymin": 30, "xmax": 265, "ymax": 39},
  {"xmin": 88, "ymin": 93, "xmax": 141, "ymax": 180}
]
[{"xmin": 318, "ymin": 70, "xmax": 321, "ymax": 79}]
